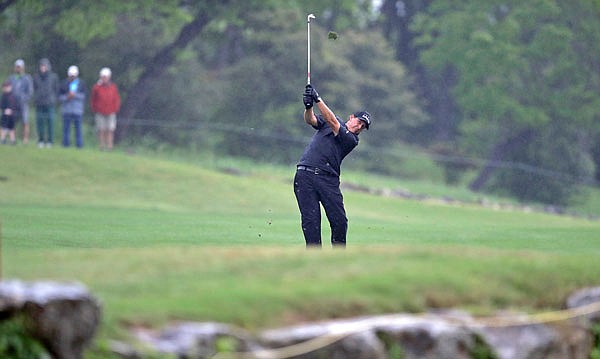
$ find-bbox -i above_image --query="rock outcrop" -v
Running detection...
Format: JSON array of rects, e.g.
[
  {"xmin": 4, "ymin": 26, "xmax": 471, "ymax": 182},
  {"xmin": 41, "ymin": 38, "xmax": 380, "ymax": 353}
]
[
  {"xmin": 2, "ymin": 280, "xmax": 598, "ymax": 359},
  {"xmin": 0, "ymin": 280, "xmax": 102, "ymax": 359}
]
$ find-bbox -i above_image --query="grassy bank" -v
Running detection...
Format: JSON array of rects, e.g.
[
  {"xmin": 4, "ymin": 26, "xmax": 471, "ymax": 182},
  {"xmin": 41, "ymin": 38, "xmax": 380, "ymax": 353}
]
[{"xmin": 1, "ymin": 145, "xmax": 600, "ymax": 357}]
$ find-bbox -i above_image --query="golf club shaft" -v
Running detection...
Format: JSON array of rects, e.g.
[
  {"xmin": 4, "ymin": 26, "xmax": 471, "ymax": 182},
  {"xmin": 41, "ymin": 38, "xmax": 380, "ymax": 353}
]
[{"xmin": 307, "ymin": 14, "xmax": 315, "ymax": 85}]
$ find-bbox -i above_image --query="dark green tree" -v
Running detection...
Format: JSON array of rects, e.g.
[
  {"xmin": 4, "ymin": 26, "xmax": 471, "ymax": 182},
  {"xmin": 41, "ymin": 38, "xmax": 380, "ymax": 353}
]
[
  {"xmin": 214, "ymin": 8, "xmax": 427, "ymax": 163},
  {"xmin": 379, "ymin": 0, "xmax": 460, "ymax": 145},
  {"xmin": 412, "ymin": 0, "xmax": 600, "ymax": 204}
]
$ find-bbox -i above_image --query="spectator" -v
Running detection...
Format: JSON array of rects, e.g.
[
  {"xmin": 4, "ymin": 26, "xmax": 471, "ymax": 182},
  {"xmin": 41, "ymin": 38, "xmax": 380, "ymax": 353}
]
[
  {"xmin": 33, "ymin": 58, "xmax": 59, "ymax": 148},
  {"xmin": 59, "ymin": 65, "xmax": 86, "ymax": 148},
  {"xmin": 1, "ymin": 81, "xmax": 19, "ymax": 145},
  {"xmin": 91, "ymin": 67, "xmax": 121, "ymax": 151},
  {"xmin": 7, "ymin": 59, "xmax": 34, "ymax": 145}
]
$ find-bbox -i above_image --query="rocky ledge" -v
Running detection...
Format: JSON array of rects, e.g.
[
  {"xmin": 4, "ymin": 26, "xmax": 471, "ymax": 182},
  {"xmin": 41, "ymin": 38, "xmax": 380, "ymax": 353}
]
[
  {"xmin": 1, "ymin": 280, "xmax": 598, "ymax": 359},
  {"xmin": 115, "ymin": 287, "xmax": 600, "ymax": 359}
]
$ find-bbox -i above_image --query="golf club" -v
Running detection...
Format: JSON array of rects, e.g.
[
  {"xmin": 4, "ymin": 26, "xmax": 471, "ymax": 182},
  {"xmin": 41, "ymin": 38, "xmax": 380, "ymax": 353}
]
[{"xmin": 307, "ymin": 13, "xmax": 316, "ymax": 85}]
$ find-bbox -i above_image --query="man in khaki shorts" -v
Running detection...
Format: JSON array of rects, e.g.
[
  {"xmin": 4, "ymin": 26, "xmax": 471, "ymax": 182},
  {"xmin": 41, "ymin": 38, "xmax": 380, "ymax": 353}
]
[{"xmin": 91, "ymin": 67, "xmax": 121, "ymax": 150}]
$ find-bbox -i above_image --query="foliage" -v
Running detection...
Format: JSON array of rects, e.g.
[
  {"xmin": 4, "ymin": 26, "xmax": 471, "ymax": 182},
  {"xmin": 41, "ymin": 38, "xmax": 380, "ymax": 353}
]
[
  {"xmin": 0, "ymin": 2, "xmax": 426, "ymax": 166},
  {"xmin": 430, "ymin": 142, "xmax": 475, "ymax": 185},
  {"xmin": 378, "ymin": 0, "xmax": 460, "ymax": 147},
  {"xmin": 470, "ymin": 335, "xmax": 497, "ymax": 359},
  {"xmin": 376, "ymin": 331, "xmax": 405, "ymax": 359},
  {"xmin": 3, "ymin": 0, "xmax": 600, "ymax": 206},
  {"xmin": 411, "ymin": 0, "xmax": 600, "ymax": 204},
  {"xmin": 488, "ymin": 126, "xmax": 594, "ymax": 205},
  {"xmin": 214, "ymin": 7, "xmax": 428, "ymax": 162},
  {"xmin": 0, "ymin": 317, "xmax": 49, "ymax": 359},
  {"xmin": 592, "ymin": 324, "xmax": 600, "ymax": 359},
  {"xmin": 215, "ymin": 336, "xmax": 238, "ymax": 353}
]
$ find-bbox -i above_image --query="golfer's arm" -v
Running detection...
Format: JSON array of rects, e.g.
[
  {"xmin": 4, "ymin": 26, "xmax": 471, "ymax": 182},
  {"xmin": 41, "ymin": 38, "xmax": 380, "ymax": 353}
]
[
  {"xmin": 304, "ymin": 108, "xmax": 318, "ymax": 127},
  {"xmin": 315, "ymin": 100, "xmax": 340, "ymax": 135}
]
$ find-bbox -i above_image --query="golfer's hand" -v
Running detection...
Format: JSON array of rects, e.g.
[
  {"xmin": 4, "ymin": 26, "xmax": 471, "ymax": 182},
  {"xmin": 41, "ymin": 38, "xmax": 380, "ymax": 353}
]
[
  {"xmin": 303, "ymin": 85, "xmax": 314, "ymax": 109},
  {"xmin": 311, "ymin": 86, "xmax": 321, "ymax": 103}
]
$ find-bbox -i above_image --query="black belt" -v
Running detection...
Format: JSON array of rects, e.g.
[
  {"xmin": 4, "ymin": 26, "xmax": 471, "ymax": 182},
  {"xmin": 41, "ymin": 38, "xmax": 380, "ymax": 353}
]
[{"xmin": 297, "ymin": 165, "xmax": 335, "ymax": 176}]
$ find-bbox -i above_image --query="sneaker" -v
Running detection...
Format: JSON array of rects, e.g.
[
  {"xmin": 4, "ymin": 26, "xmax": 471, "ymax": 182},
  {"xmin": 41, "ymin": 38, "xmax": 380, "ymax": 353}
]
[{"xmin": 38, "ymin": 142, "xmax": 45, "ymax": 148}]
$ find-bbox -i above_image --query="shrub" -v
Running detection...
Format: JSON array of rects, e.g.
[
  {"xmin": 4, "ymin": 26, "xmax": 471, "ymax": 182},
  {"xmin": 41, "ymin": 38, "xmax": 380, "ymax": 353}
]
[{"xmin": 0, "ymin": 317, "xmax": 49, "ymax": 359}]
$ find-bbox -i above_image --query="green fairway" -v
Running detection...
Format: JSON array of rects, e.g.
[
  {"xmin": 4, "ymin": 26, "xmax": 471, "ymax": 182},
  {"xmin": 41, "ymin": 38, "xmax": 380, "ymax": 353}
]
[{"xmin": 1, "ymin": 145, "xmax": 600, "ymax": 354}]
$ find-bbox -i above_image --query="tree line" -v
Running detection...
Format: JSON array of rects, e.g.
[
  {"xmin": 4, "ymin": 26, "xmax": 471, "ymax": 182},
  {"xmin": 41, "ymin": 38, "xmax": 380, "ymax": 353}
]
[{"xmin": 1, "ymin": 0, "xmax": 599, "ymax": 206}]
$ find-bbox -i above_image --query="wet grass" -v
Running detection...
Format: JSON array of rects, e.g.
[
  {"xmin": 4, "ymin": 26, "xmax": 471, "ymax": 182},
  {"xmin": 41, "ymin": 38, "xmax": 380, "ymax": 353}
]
[{"xmin": 1, "ymin": 145, "xmax": 599, "ymax": 357}]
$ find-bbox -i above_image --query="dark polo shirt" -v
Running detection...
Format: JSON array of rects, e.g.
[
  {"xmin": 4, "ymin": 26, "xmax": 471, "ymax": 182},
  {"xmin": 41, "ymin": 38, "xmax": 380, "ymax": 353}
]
[{"xmin": 297, "ymin": 115, "xmax": 359, "ymax": 176}]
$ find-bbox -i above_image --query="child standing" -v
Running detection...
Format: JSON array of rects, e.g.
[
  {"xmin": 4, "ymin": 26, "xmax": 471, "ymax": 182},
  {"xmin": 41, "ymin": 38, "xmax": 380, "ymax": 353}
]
[{"xmin": 1, "ymin": 81, "xmax": 18, "ymax": 145}]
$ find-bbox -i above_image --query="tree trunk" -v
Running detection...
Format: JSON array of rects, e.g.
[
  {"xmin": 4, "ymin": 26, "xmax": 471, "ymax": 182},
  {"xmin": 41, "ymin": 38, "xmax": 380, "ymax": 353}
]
[
  {"xmin": 427, "ymin": 65, "xmax": 459, "ymax": 142},
  {"xmin": 381, "ymin": 0, "xmax": 458, "ymax": 143},
  {"xmin": 116, "ymin": 8, "xmax": 219, "ymax": 142},
  {"xmin": 469, "ymin": 129, "xmax": 535, "ymax": 192},
  {"xmin": 0, "ymin": 0, "xmax": 16, "ymax": 14}
]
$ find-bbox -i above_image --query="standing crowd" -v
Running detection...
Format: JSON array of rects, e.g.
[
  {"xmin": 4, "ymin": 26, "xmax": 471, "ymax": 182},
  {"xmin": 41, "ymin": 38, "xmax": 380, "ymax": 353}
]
[{"xmin": 1, "ymin": 58, "xmax": 120, "ymax": 150}]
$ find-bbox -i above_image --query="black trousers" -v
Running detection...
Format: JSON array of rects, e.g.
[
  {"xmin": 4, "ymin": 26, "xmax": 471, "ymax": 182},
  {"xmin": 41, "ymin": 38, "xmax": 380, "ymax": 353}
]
[{"xmin": 294, "ymin": 169, "xmax": 347, "ymax": 247}]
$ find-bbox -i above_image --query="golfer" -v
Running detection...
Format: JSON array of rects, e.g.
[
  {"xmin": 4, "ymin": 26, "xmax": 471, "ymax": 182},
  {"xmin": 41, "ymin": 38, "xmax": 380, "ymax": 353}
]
[{"xmin": 294, "ymin": 84, "xmax": 371, "ymax": 247}]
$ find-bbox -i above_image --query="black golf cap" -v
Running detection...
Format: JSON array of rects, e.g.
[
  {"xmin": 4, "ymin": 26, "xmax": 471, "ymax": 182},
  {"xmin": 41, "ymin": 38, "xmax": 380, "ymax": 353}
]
[{"xmin": 354, "ymin": 111, "xmax": 371, "ymax": 130}]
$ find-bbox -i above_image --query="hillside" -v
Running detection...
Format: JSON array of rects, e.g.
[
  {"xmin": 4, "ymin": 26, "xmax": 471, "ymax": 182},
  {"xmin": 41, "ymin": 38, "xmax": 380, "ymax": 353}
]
[{"xmin": 1, "ymin": 145, "xmax": 600, "ymax": 357}]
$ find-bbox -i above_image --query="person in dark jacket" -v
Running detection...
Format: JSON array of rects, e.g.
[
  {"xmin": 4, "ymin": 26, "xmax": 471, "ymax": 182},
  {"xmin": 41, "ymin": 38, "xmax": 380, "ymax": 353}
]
[
  {"xmin": 1, "ymin": 81, "xmax": 19, "ymax": 145},
  {"xmin": 58, "ymin": 65, "xmax": 86, "ymax": 148},
  {"xmin": 33, "ymin": 58, "xmax": 59, "ymax": 148},
  {"xmin": 7, "ymin": 59, "xmax": 33, "ymax": 145},
  {"xmin": 294, "ymin": 84, "xmax": 372, "ymax": 247}
]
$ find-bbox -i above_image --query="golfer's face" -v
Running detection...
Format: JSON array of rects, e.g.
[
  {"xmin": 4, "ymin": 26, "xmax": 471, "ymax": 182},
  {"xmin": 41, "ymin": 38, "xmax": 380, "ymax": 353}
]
[{"xmin": 347, "ymin": 116, "xmax": 366, "ymax": 134}]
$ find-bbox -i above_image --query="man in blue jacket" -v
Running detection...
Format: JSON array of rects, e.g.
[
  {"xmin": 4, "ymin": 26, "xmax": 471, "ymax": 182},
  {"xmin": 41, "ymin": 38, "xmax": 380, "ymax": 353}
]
[
  {"xmin": 59, "ymin": 65, "xmax": 86, "ymax": 148},
  {"xmin": 8, "ymin": 59, "xmax": 33, "ymax": 145},
  {"xmin": 294, "ymin": 84, "xmax": 372, "ymax": 247}
]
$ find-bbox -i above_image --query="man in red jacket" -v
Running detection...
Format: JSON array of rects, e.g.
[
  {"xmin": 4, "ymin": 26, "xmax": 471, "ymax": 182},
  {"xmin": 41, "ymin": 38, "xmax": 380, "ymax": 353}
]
[{"xmin": 91, "ymin": 67, "xmax": 121, "ymax": 151}]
